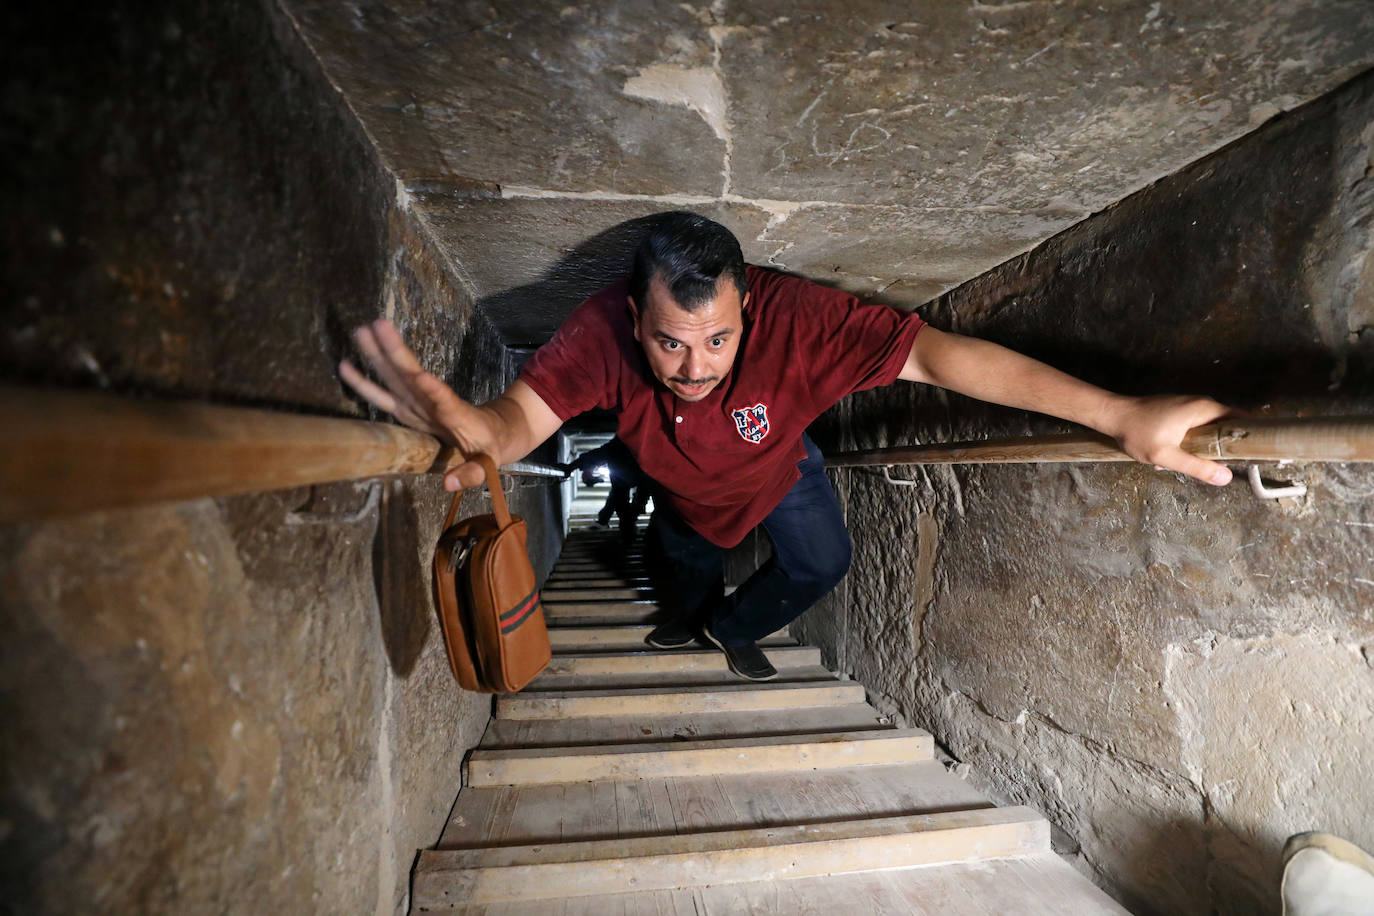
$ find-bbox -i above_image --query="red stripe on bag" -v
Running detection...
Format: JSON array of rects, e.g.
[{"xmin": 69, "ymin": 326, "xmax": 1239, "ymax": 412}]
[
  {"xmin": 500, "ymin": 591, "xmax": 541, "ymax": 634},
  {"xmin": 499, "ymin": 590, "xmax": 537, "ymax": 622}
]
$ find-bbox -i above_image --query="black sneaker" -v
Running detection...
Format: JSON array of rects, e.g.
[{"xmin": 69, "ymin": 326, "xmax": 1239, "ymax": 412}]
[
  {"xmin": 645, "ymin": 616, "xmax": 696, "ymax": 649},
  {"xmin": 702, "ymin": 625, "xmax": 777, "ymax": 681}
]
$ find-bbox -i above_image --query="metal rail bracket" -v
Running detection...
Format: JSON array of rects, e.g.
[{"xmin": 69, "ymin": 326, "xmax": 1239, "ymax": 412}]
[{"xmin": 1247, "ymin": 464, "xmax": 1308, "ymax": 500}]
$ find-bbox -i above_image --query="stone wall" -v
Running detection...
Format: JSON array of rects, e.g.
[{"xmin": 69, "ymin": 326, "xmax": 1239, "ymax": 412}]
[
  {"xmin": 797, "ymin": 70, "xmax": 1374, "ymax": 915},
  {"xmin": 1, "ymin": 2, "xmax": 559, "ymax": 913}
]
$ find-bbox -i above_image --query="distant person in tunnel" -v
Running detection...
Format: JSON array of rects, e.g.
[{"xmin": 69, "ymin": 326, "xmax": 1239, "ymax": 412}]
[
  {"xmin": 561, "ymin": 437, "xmax": 652, "ymax": 544},
  {"xmin": 340, "ymin": 211, "xmax": 1232, "ymax": 681}
]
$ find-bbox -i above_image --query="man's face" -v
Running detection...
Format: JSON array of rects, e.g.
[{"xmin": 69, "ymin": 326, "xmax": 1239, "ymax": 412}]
[{"xmin": 630, "ymin": 274, "xmax": 747, "ymax": 402}]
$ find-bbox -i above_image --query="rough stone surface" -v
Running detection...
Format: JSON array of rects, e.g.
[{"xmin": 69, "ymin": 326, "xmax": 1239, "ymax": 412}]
[
  {"xmin": 926, "ymin": 680, "xmax": 1213, "ymax": 915},
  {"xmin": 281, "ymin": 0, "xmax": 727, "ymax": 197},
  {"xmin": 1, "ymin": 2, "xmax": 562, "ymax": 913},
  {"xmin": 280, "ymin": 0, "xmax": 1374, "ymax": 343},
  {"xmin": 4, "ymin": 5, "xmax": 374, "ymax": 407},
  {"xmin": 794, "ymin": 71, "xmax": 1374, "ymax": 915},
  {"xmin": 407, "ymin": 193, "xmax": 771, "ymax": 344},
  {"xmin": 722, "ymin": 0, "xmax": 1374, "ymax": 210},
  {"xmin": 1166, "ymin": 633, "xmax": 1374, "ymax": 911},
  {"xmin": 6, "ymin": 0, "xmax": 1374, "ymax": 913}
]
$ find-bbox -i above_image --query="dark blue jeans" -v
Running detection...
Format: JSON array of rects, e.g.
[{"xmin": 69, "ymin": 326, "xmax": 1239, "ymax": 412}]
[{"xmin": 648, "ymin": 435, "xmax": 852, "ymax": 646}]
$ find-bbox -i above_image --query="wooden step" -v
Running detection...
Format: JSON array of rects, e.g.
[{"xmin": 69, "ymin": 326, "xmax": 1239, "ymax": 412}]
[
  {"xmin": 413, "ymin": 806, "xmax": 1048, "ymax": 906},
  {"xmin": 543, "ymin": 601, "xmax": 662, "ymax": 625},
  {"xmin": 551, "ymin": 557, "xmax": 647, "ymax": 569},
  {"xmin": 551, "ymin": 561, "xmax": 646, "ymax": 572},
  {"xmin": 546, "ymin": 574, "xmax": 652, "ymax": 584},
  {"xmin": 547, "ymin": 564, "xmax": 650, "ymax": 575},
  {"xmin": 465, "ymin": 728, "xmax": 933, "ymax": 786},
  {"xmin": 716, "ymin": 854, "xmax": 1132, "ymax": 915},
  {"xmin": 541, "ymin": 586, "xmax": 654, "ymax": 601},
  {"xmin": 559, "ymin": 540, "xmax": 641, "ymax": 548},
  {"xmin": 496, "ymin": 681, "xmax": 867, "ymax": 720},
  {"xmin": 552, "ymin": 553, "xmax": 645, "ymax": 562},
  {"xmin": 479, "ymin": 701, "xmax": 891, "ymax": 749},
  {"xmin": 560, "ymin": 542, "xmax": 645, "ymax": 552},
  {"xmin": 548, "ymin": 625, "xmax": 793, "ymax": 653},
  {"xmin": 460, "ymin": 854, "xmax": 1131, "ymax": 915},
  {"xmin": 553, "ymin": 551, "xmax": 646, "ymax": 559},
  {"xmin": 528, "ymin": 664, "xmax": 838, "ymax": 692},
  {"xmin": 543, "ymin": 576, "xmax": 653, "ymax": 589},
  {"xmin": 541, "ymin": 646, "xmax": 819, "ymax": 675},
  {"xmin": 545, "ymin": 578, "xmax": 650, "ymax": 591},
  {"xmin": 442, "ymin": 760, "xmax": 992, "ymax": 849},
  {"xmin": 544, "ymin": 598, "xmax": 659, "ymax": 609},
  {"xmin": 564, "ymin": 533, "xmax": 638, "ymax": 541},
  {"xmin": 549, "ymin": 566, "xmax": 649, "ymax": 579}
]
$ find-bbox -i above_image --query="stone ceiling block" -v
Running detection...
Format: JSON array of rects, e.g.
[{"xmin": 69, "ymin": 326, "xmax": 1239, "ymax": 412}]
[
  {"xmin": 283, "ymin": 0, "xmax": 1374, "ymax": 344},
  {"xmin": 283, "ymin": 0, "xmax": 727, "ymax": 196},
  {"xmin": 721, "ymin": 0, "xmax": 1374, "ymax": 212},
  {"xmin": 751, "ymin": 202, "xmax": 1073, "ymax": 308},
  {"xmin": 408, "ymin": 191, "xmax": 772, "ymax": 343}
]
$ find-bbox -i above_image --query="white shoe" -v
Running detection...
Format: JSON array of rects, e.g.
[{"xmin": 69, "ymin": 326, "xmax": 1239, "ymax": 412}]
[{"xmin": 1282, "ymin": 833, "xmax": 1374, "ymax": 916}]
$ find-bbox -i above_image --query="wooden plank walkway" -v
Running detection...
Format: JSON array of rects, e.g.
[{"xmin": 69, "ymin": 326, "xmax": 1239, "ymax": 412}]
[{"xmin": 411, "ymin": 525, "xmax": 1130, "ymax": 914}]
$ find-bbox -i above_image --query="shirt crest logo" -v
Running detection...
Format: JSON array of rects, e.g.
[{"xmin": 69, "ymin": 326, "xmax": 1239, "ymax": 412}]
[{"xmin": 731, "ymin": 403, "xmax": 770, "ymax": 444}]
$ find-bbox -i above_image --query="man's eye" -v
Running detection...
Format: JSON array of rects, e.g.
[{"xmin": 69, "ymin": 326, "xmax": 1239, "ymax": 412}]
[
  {"xmin": 662, "ymin": 340, "xmax": 680, "ymax": 351},
  {"xmin": 710, "ymin": 338, "xmax": 724, "ymax": 348}
]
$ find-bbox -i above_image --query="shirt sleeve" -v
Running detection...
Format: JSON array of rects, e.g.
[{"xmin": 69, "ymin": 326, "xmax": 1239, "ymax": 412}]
[
  {"xmin": 517, "ymin": 298, "xmax": 617, "ymax": 421},
  {"xmin": 766, "ymin": 272, "xmax": 926, "ymax": 410}
]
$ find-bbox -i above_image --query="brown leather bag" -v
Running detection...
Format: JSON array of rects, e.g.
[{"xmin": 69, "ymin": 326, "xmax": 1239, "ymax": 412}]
[{"xmin": 432, "ymin": 454, "xmax": 550, "ymax": 693}]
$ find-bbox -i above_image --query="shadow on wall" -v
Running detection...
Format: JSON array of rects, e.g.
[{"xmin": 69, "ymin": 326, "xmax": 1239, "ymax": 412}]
[
  {"xmin": 361, "ymin": 206, "xmax": 638, "ymax": 680},
  {"xmin": 372, "ymin": 481, "xmax": 430, "ymax": 678},
  {"xmin": 1119, "ymin": 816, "xmax": 1217, "ymax": 916},
  {"xmin": 1123, "ymin": 814, "xmax": 1283, "ymax": 916},
  {"xmin": 475, "ymin": 213, "xmax": 674, "ymax": 348}
]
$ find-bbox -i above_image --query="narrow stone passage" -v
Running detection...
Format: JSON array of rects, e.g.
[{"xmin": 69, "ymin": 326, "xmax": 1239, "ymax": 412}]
[{"xmin": 410, "ymin": 495, "xmax": 1130, "ymax": 913}]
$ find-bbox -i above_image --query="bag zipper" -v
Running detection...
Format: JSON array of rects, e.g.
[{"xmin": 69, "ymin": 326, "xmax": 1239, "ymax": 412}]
[{"xmin": 447, "ymin": 535, "xmax": 476, "ymax": 573}]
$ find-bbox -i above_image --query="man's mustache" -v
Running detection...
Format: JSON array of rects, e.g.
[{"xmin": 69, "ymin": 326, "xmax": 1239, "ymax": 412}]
[{"xmin": 668, "ymin": 376, "xmax": 719, "ymax": 386}]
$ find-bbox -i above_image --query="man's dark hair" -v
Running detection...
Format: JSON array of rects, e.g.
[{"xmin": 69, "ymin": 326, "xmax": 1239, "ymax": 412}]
[{"xmin": 628, "ymin": 212, "xmax": 747, "ymax": 312}]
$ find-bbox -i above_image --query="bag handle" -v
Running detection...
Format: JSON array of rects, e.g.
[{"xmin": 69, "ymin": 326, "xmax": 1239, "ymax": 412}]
[{"xmin": 441, "ymin": 454, "xmax": 511, "ymax": 529}]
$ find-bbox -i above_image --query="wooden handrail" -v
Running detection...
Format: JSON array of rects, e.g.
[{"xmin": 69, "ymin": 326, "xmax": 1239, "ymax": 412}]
[
  {"xmin": 0, "ymin": 386, "xmax": 564, "ymax": 523},
  {"xmin": 825, "ymin": 417, "xmax": 1374, "ymax": 468},
  {"xmin": 5, "ymin": 387, "xmax": 1367, "ymax": 522}
]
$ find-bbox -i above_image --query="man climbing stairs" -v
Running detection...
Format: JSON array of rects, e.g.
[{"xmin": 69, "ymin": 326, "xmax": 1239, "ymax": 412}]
[{"xmin": 411, "ymin": 523, "xmax": 1131, "ymax": 913}]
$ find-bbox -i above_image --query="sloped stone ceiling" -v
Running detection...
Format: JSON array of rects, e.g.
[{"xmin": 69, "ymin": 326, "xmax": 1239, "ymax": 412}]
[{"xmin": 281, "ymin": 0, "xmax": 1373, "ymax": 342}]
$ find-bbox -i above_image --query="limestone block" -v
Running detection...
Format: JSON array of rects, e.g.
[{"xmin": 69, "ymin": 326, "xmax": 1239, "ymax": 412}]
[
  {"xmin": 741, "ymin": 203, "xmax": 1069, "ymax": 311},
  {"xmin": 1, "ymin": 499, "xmax": 388, "ymax": 912},
  {"xmin": 923, "ymin": 677, "xmax": 1211, "ymax": 916},
  {"xmin": 282, "ymin": 0, "xmax": 728, "ymax": 196},
  {"xmin": 721, "ymin": 0, "xmax": 1374, "ymax": 212},
  {"xmin": 409, "ymin": 194, "xmax": 772, "ymax": 342},
  {"xmin": 1166, "ymin": 632, "xmax": 1374, "ymax": 914}
]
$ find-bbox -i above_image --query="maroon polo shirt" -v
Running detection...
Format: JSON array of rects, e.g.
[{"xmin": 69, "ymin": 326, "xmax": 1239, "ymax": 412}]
[{"xmin": 519, "ymin": 265, "xmax": 926, "ymax": 547}]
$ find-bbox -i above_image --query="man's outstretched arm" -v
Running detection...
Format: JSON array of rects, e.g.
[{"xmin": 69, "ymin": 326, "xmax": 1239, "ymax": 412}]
[
  {"xmin": 339, "ymin": 318, "xmax": 563, "ymax": 491},
  {"xmin": 899, "ymin": 326, "xmax": 1233, "ymax": 486}
]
